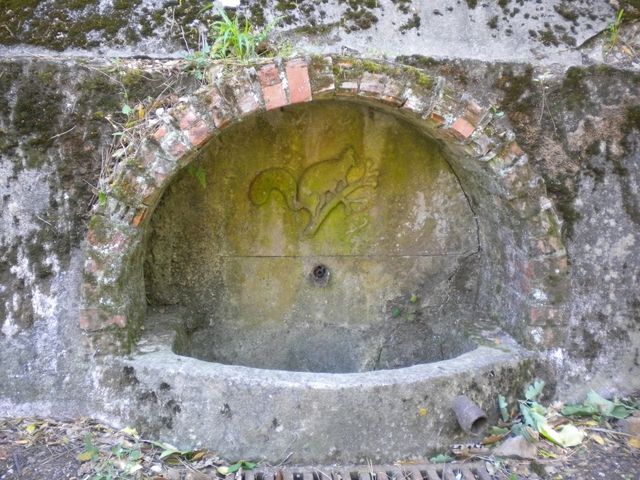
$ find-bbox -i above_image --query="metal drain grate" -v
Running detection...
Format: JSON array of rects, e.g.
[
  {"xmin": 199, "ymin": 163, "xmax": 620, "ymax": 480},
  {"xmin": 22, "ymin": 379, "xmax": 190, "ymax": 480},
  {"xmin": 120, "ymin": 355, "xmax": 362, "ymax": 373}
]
[{"xmin": 239, "ymin": 463, "xmax": 493, "ymax": 480}]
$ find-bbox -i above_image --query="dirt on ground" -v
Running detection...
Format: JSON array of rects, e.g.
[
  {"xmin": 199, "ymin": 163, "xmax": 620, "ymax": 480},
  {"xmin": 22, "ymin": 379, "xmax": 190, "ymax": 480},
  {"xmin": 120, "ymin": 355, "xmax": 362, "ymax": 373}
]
[{"xmin": 0, "ymin": 413, "xmax": 639, "ymax": 480}]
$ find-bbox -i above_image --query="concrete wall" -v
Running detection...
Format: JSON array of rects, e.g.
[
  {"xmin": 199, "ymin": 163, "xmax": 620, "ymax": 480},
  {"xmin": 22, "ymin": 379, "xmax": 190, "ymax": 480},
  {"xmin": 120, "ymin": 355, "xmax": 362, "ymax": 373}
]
[{"xmin": 0, "ymin": 0, "xmax": 639, "ymax": 452}]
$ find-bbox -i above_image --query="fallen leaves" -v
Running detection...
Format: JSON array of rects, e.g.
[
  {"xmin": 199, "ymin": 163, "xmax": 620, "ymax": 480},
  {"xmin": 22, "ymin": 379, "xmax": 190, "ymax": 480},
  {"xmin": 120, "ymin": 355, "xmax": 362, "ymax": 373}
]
[{"xmin": 627, "ymin": 437, "xmax": 640, "ymax": 449}]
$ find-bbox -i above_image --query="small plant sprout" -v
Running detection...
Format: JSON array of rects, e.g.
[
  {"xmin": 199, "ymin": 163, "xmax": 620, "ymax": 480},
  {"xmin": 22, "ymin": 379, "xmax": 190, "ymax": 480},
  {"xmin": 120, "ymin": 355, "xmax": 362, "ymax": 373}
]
[
  {"xmin": 608, "ymin": 9, "xmax": 624, "ymax": 48},
  {"xmin": 201, "ymin": 5, "xmax": 279, "ymax": 61}
]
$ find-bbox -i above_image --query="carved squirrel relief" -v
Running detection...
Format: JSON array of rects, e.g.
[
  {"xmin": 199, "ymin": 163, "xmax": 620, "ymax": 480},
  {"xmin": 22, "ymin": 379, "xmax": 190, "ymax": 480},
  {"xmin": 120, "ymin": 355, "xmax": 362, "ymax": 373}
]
[{"xmin": 248, "ymin": 147, "xmax": 379, "ymax": 236}]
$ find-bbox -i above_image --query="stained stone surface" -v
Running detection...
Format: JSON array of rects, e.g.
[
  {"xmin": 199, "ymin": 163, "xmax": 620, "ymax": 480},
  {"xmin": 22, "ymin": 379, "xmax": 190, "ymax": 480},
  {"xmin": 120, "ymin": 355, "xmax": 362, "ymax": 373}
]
[{"xmin": 144, "ymin": 101, "xmax": 478, "ymax": 372}]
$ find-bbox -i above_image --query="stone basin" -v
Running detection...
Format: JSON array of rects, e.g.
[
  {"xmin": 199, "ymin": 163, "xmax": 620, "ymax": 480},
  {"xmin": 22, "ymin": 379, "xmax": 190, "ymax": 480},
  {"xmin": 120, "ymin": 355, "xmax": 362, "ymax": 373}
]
[
  {"xmin": 125, "ymin": 326, "xmax": 534, "ymax": 463},
  {"xmin": 113, "ymin": 99, "xmax": 540, "ymax": 463}
]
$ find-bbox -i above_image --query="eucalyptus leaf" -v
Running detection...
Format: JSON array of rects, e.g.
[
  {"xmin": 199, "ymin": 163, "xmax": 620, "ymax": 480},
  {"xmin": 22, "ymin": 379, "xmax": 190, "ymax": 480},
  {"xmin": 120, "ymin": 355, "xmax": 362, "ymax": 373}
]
[
  {"xmin": 524, "ymin": 380, "xmax": 545, "ymax": 401},
  {"xmin": 429, "ymin": 453, "xmax": 453, "ymax": 463},
  {"xmin": 498, "ymin": 395, "xmax": 509, "ymax": 422}
]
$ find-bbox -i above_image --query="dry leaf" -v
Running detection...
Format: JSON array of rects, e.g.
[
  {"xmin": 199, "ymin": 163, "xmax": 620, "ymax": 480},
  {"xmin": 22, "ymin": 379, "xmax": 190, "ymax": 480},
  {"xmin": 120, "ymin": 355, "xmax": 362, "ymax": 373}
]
[
  {"xmin": 590, "ymin": 433, "xmax": 605, "ymax": 445},
  {"xmin": 481, "ymin": 434, "xmax": 505, "ymax": 445},
  {"xmin": 628, "ymin": 437, "xmax": 640, "ymax": 449},
  {"xmin": 76, "ymin": 450, "xmax": 94, "ymax": 462},
  {"xmin": 191, "ymin": 450, "xmax": 205, "ymax": 461}
]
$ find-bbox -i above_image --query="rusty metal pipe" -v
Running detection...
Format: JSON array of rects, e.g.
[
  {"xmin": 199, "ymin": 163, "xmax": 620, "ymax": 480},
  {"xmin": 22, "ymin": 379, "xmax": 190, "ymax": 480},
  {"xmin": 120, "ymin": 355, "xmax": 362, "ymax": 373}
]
[{"xmin": 453, "ymin": 395, "xmax": 488, "ymax": 434}]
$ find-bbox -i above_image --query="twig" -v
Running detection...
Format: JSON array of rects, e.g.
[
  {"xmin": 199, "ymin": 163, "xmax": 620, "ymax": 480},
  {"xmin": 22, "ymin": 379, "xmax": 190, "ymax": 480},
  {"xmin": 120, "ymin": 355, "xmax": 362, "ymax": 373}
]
[
  {"xmin": 1, "ymin": 24, "xmax": 14, "ymax": 38},
  {"xmin": 49, "ymin": 125, "xmax": 76, "ymax": 140},
  {"xmin": 274, "ymin": 451, "xmax": 293, "ymax": 467},
  {"xmin": 41, "ymin": 445, "xmax": 83, "ymax": 465},
  {"xmin": 586, "ymin": 427, "xmax": 638, "ymax": 438},
  {"xmin": 36, "ymin": 215, "xmax": 53, "ymax": 227}
]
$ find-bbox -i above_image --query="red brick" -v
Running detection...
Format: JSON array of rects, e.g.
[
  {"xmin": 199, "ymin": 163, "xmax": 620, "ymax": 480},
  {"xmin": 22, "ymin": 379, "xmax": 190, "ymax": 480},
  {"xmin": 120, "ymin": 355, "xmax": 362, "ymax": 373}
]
[
  {"xmin": 174, "ymin": 106, "xmax": 214, "ymax": 147},
  {"xmin": 186, "ymin": 119, "xmax": 212, "ymax": 147},
  {"xmin": 131, "ymin": 208, "xmax": 147, "ymax": 227},
  {"xmin": 428, "ymin": 112, "xmax": 446, "ymax": 126},
  {"xmin": 177, "ymin": 107, "xmax": 199, "ymax": 130},
  {"xmin": 262, "ymin": 84, "xmax": 287, "ymax": 110},
  {"xmin": 451, "ymin": 117, "xmax": 475, "ymax": 139},
  {"xmin": 258, "ymin": 63, "xmax": 281, "ymax": 86},
  {"xmin": 208, "ymin": 86, "xmax": 235, "ymax": 128},
  {"xmin": 464, "ymin": 100, "xmax": 484, "ymax": 126},
  {"xmin": 285, "ymin": 59, "xmax": 312, "ymax": 104},
  {"xmin": 509, "ymin": 142, "xmax": 525, "ymax": 156},
  {"xmin": 152, "ymin": 124, "xmax": 169, "ymax": 142},
  {"xmin": 110, "ymin": 315, "xmax": 127, "ymax": 328},
  {"xmin": 259, "ymin": 64, "xmax": 288, "ymax": 110}
]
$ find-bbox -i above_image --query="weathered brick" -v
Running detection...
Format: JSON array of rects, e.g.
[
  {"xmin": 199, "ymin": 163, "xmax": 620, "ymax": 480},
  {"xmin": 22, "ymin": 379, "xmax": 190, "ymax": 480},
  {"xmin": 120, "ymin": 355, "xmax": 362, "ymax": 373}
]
[
  {"xmin": 450, "ymin": 117, "xmax": 475, "ymax": 140},
  {"xmin": 358, "ymin": 72, "xmax": 387, "ymax": 99},
  {"xmin": 131, "ymin": 208, "xmax": 147, "ymax": 227},
  {"xmin": 425, "ymin": 112, "xmax": 446, "ymax": 127},
  {"xmin": 259, "ymin": 63, "xmax": 288, "ymax": 110},
  {"xmin": 463, "ymin": 100, "xmax": 485, "ymax": 126},
  {"xmin": 380, "ymin": 77, "xmax": 407, "ymax": 106},
  {"xmin": 334, "ymin": 60, "xmax": 360, "ymax": 96},
  {"xmin": 307, "ymin": 55, "xmax": 335, "ymax": 97},
  {"xmin": 152, "ymin": 122, "xmax": 191, "ymax": 159},
  {"xmin": 217, "ymin": 70, "xmax": 263, "ymax": 118},
  {"xmin": 529, "ymin": 306, "xmax": 561, "ymax": 326},
  {"xmin": 208, "ymin": 85, "xmax": 236, "ymax": 128},
  {"xmin": 285, "ymin": 59, "xmax": 312, "ymax": 104},
  {"xmin": 174, "ymin": 104, "xmax": 215, "ymax": 147}
]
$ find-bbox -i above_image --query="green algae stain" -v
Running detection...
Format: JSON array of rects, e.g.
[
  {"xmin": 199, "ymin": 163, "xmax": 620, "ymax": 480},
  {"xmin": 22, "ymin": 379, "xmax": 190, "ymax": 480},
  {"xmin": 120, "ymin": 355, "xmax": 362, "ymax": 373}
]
[{"xmin": 144, "ymin": 100, "xmax": 476, "ymax": 333}]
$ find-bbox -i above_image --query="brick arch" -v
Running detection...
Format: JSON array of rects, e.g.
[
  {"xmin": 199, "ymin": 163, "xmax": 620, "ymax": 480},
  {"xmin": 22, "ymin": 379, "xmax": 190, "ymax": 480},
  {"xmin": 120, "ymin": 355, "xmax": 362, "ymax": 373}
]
[{"xmin": 80, "ymin": 55, "xmax": 567, "ymax": 354}]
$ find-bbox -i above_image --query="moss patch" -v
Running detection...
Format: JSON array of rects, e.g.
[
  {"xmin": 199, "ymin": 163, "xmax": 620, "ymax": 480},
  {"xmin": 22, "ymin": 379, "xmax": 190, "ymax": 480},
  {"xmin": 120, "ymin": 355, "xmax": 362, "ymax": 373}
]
[{"xmin": 13, "ymin": 73, "xmax": 64, "ymax": 148}]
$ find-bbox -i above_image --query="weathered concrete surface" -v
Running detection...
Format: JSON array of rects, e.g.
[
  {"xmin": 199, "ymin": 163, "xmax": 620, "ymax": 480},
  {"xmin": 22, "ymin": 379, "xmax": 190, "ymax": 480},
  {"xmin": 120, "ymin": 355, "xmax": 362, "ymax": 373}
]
[
  {"xmin": 101, "ymin": 335, "xmax": 536, "ymax": 463},
  {"xmin": 0, "ymin": 0, "xmax": 639, "ymax": 464},
  {"xmin": 0, "ymin": 0, "xmax": 637, "ymax": 68}
]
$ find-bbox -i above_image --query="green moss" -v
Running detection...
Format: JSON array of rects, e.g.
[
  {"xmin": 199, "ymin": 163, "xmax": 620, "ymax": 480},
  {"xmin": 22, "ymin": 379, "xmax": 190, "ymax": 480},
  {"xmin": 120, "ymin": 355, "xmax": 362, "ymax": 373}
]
[
  {"xmin": 341, "ymin": 1, "xmax": 380, "ymax": 32},
  {"xmin": 14, "ymin": 76, "xmax": 64, "ymax": 147},
  {"xmin": 465, "ymin": 0, "xmax": 478, "ymax": 8},
  {"xmin": 624, "ymin": 106, "xmax": 640, "ymax": 132},
  {"xmin": 0, "ymin": 0, "xmax": 146, "ymax": 50},
  {"xmin": 399, "ymin": 13, "xmax": 421, "ymax": 33},
  {"xmin": 487, "ymin": 15, "xmax": 499, "ymax": 29},
  {"xmin": 538, "ymin": 27, "xmax": 560, "ymax": 46},
  {"xmin": 395, "ymin": 54, "xmax": 439, "ymax": 70},
  {"xmin": 293, "ymin": 21, "xmax": 340, "ymax": 35},
  {"xmin": 554, "ymin": 2, "xmax": 579, "ymax": 22},
  {"xmin": 543, "ymin": 175, "xmax": 581, "ymax": 240},
  {"xmin": 275, "ymin": 0, "xmax": 298, "ymax": 11},
  {"xmin": 561, "ymin": 67, "xmax": 589, "ymax": 110},
  {"xmin": 391, "ymin": 0, "xmax": 412, "ymax": 14},
  {"xmin": 405, "ymin": 67, "xmax": 434, "ymax": 88},
  {"xmin": 495, "ymin": 65, "xmax": 536, "ymax": 115},
  {"xmin": 249, "ymin": 2, "xmax": 266, "ymax": 26}
]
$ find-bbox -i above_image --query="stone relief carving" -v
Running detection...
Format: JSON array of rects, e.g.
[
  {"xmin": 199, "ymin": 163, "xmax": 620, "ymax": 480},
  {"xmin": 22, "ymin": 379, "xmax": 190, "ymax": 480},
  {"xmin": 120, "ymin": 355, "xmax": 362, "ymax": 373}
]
[{"xmin": 249, "ymin": 147, "xmax": 379, "ymax": 235}]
